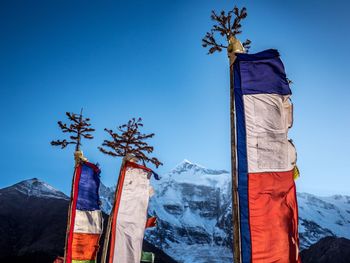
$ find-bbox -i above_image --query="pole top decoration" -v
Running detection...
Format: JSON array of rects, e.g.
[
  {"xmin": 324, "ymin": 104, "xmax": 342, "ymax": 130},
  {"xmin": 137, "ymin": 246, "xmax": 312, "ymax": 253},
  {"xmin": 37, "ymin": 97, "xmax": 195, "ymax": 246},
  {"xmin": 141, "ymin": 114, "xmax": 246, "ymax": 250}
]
[
  {"xmin": 99, "ymin": 117, "xmax": 162, "ymax": 168},
  {"xmin": 51, "ymin": 109, "xmax": 94, "ymax": 165},
  {"xmin": 202, "ymin": 6, "xmax": 250, "ymax": 64}
]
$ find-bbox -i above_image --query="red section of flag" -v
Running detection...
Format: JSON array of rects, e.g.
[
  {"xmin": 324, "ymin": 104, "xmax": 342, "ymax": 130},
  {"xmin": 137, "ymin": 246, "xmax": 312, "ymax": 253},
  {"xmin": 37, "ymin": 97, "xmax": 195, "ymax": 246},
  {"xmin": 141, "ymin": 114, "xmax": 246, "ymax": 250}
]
[
  {"xmin": 248, "ymin": 170, "xmax": 301, "ymax": 263},
  {"xmin": 71, "ymin": 233, "xmax": 100, "ymax": 260}
]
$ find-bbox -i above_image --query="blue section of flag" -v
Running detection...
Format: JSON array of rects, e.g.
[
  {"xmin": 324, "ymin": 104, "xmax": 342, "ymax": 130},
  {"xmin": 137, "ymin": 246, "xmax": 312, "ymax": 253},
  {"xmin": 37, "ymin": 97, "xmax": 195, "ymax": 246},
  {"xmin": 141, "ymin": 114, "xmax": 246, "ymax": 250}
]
[
  {"xmin": 234, "ymin": 61, "xmax": 251, "ymax": 263},
  {"xmin": 76, "ymin": 162, "xmax": 101, "ymax": 211},
  {"xmin": 236, "ymin": 49, "xmax": 291, "ymax": 95}
]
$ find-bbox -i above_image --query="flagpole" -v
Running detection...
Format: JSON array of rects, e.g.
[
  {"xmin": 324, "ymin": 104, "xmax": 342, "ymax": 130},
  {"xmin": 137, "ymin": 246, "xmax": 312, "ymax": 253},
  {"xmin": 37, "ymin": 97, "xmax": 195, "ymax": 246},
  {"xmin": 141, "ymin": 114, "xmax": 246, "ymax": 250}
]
[
  {"xmin": 228, "ymin": 36, "xmax": 244, "ymax": 263},
  {"xmin": 63, "ymin": 160, "xmax": 79, "ymax": 263},
  {"xmin": 51, "ymin": 109, "xmax": 94, "ymax": 263},
  {"xmin": 201, "ymin": 6, "xmax": 249, "ymax": 262},
  {"xmin": 63, "ymin": 108, "xmax": 82, "ymax": 263},
  {"xmin": 98, "ymin": 118, "xmax": 162, "ymax": 263}
]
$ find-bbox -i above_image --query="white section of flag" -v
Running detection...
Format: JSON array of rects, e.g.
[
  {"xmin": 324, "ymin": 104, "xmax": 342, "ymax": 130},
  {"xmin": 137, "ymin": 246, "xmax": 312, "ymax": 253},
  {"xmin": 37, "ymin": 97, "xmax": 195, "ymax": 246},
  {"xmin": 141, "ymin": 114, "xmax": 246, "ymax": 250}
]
[
  {"xmin": 112, "ymin": 166, "xmax": 151, "ymax": 263},
  {"xmin": 243, "ymin": 94, "xmax": 296, "ymax": 173},
  {"xmin": 74, "ymin": 210, "xmax": 103, "ymax": 234}
]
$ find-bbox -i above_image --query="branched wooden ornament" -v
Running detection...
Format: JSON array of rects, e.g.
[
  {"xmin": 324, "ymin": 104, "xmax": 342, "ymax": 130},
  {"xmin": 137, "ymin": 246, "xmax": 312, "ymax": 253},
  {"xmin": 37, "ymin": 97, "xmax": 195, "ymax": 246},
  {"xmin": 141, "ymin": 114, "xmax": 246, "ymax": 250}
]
[
  {"xmin": 51, "ymin": 111, "xmax": 95, "ymax": 151},
  {"xmin": 98, "ymin": 117, "xmax": 162, "ymax": 168},
  {"xmin": 202, "ymin": 6, "xmax": 251, "ymax": 54}
]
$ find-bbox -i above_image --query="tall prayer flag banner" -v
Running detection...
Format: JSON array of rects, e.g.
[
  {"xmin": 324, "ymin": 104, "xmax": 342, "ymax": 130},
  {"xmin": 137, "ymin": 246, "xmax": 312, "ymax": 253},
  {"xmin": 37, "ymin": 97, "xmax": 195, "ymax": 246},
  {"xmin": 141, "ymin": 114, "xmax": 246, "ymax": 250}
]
[
  {"xmin": 234, "ymin": 49, "xmax": 300, "ymax": 263},
  {"xmin": 65, "ymin": 161, "xmax": 102, "ymax": 263},
  {"xmin": 106, "ymin": 161, "xmax": 156, "ymax": 263}
]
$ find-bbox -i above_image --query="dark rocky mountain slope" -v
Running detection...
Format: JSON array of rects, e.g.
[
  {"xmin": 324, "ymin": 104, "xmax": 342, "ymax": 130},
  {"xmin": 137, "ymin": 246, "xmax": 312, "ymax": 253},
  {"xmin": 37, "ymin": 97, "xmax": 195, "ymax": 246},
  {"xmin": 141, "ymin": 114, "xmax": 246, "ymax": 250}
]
[
  {"xmin": 0, "ymin": 178, "xmax": 176, "ymax": 263},
  {"xmin": 301, "ymin": 236, "xmax": 350, "ymax": 263}
]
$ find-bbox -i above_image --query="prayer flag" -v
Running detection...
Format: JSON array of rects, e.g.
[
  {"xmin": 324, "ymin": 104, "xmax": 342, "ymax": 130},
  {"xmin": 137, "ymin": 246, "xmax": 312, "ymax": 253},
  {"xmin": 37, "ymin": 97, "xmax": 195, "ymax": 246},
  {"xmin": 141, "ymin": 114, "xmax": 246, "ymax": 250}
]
[{"xmin": 234, "ymin": 49, "xmax": 301, "ymax": 263}]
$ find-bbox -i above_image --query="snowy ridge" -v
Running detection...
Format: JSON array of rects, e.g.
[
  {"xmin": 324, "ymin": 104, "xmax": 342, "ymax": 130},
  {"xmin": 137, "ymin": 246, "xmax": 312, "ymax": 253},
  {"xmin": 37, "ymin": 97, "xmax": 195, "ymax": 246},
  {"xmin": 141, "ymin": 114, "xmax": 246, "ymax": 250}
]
[
  {"xmin": 165, "ymin": 159, "xmax": 230, "ymax": 190},
  {"xmin": 297, "ymin": 192, "xmax": 350, "ymax": 249},
  {"xmin": 10, "ymin": 178, "xmax": 68, "ymax": 200},
  {"xmin": 169, "ymin": 159, "xmax": 229, "ymax": 176},
  {"xmin": 163, "ymin": 243, "xmax": 232, "ymax": 263},
  {"xmin": 99, "ymin": 182, "xmax": 116, "ymax": 213}
]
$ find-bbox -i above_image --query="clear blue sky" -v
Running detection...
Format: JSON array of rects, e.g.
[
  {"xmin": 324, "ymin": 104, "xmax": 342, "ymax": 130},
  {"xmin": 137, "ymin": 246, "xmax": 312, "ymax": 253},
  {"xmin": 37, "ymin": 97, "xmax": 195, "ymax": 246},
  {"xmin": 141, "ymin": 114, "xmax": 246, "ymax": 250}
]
[{"xmin": 1, "ymin": 0, "xmax": 349, "ymax": 196}]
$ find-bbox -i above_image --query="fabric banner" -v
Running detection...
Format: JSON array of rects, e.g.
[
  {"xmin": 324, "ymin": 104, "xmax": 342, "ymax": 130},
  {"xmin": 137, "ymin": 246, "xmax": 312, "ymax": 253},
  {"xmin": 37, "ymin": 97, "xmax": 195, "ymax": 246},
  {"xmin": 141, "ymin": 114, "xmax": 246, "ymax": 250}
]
[
  {"xmin": 234, "ymin": 49, "xmax": 301, "ymax": 263},
  {"xmin": 65, "ymin": 161, "xmax": 102, "ymax": 263},
  {"xmin": 106, "ymin": 161, "xmax": 156, "ymax": 263}
]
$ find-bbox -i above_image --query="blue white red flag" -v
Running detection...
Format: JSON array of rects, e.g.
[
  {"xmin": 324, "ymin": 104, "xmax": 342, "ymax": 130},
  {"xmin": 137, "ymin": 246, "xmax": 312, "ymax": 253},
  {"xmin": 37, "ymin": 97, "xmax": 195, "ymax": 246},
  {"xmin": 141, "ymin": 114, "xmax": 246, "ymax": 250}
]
[
  {"xmin": 65, "ymin": 161, "xmax": 102, "ymax": 263},
  {"xmin": 234, "ymin": 49, "xmax": 300, "ymax": 263}
]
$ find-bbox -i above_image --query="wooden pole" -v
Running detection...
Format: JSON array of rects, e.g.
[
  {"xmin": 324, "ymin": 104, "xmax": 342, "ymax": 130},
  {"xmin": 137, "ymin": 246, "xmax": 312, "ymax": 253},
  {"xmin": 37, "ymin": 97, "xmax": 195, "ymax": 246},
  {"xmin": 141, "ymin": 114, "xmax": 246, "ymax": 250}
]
[
  {"xmin": 64, "ymin": 109, "xmax": 84, "ymax": 263},
  {"xmin": 63, "ymin": 164, "xmax": 78, "ymax": 263},
  {"xmin": 228, "ymin": 36, "xmax": 244, "ymax": 263},
  {"xmin": 51, "ymin": 110, "xmax": 94, "ymax": 263},
  {"xmin": 202, "ymin": 7, "xmax": 249, "ymax": 261}
]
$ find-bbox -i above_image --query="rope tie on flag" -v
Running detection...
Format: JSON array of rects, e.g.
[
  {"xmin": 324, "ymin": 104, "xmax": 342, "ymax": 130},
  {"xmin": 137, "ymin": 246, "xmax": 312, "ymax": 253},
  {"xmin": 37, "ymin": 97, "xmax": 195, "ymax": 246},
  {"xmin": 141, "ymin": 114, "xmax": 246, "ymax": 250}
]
[{"xmin": 293, "ymin": 166, "xmax": 300, "ymax": 180}]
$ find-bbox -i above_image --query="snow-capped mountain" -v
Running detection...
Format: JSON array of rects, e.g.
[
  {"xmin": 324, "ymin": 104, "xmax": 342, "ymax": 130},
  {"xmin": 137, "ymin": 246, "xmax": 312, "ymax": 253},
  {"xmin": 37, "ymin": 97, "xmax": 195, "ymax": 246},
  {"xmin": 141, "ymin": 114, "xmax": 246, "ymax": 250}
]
[
  {"xmin": 99, "ymin": 160, "xmax": 350, "ymax": 263},
  {"xmin": 145, "ymin": 160, "xmax": 233, "ymax": 263},
  {"xmin": 2, "ymin": 178, "xmax": 69, "ymax": 200},
  {"xmin": 298, "ymin": 193, "xmax": 350, "ymax": 249},
  {"xmin": 99, "ymin": 181, "xmax": 116, "ymax": 213},
  {"xmin": 0, "ymin": 178, "xmax": 70, "ymax": 262}
]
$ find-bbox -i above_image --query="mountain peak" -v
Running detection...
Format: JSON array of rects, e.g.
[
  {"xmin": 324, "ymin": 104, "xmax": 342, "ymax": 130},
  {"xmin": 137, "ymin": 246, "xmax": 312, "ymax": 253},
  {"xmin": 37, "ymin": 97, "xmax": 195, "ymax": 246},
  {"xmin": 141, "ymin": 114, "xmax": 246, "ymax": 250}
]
[
  {"xmin": 171, "ymin": 159, "xmax": 229, "ymax": 175},
  {"xmin": 181, "ymin": 159, "xmax": 194, "ymax": 165},
  {"xmin": 7, "ymin": 178, "xmax": 68, "ymax": 200}
]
